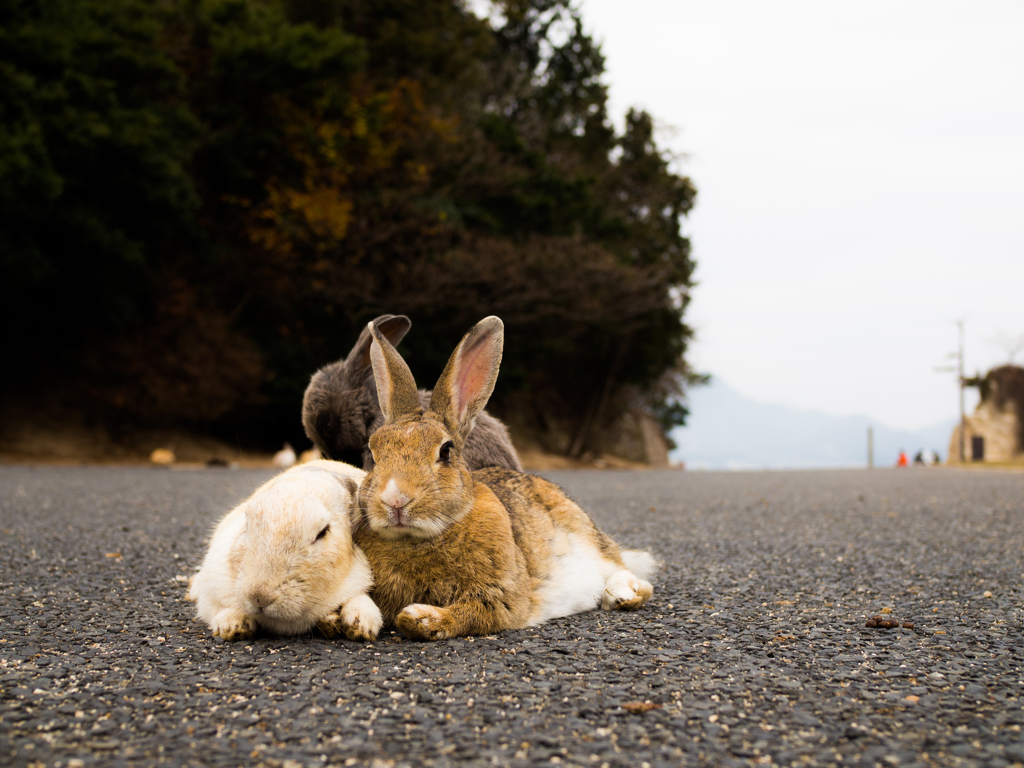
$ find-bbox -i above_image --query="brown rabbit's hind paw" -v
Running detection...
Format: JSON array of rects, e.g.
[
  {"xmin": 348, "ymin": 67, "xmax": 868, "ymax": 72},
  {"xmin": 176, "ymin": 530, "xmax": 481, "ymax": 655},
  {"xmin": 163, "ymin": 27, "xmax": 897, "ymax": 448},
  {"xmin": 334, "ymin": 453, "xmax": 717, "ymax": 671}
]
[
  {"xmin": 396, "ymin": 604, "xmax": 451, "ymax": 641},
  {"xmin": 601, "ymin": 570, "xmax": 653, "ymax": 612}
]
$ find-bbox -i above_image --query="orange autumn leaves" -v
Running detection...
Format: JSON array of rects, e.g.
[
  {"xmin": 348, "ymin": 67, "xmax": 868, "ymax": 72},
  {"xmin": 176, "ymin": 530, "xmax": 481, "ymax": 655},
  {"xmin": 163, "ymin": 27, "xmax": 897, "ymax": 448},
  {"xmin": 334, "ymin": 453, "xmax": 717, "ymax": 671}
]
[{"xmin": 236, "ymin": 79, "xmax": 455, "ymax": 260}]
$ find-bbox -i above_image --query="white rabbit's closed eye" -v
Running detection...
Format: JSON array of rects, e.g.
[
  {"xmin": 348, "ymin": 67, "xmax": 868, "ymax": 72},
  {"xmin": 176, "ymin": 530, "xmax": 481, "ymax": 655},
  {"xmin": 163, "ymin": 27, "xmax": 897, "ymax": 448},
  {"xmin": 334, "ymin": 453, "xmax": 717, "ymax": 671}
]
[{"xmin": 187, "ymin": 460, "xmax": 382, "ymax": 642}]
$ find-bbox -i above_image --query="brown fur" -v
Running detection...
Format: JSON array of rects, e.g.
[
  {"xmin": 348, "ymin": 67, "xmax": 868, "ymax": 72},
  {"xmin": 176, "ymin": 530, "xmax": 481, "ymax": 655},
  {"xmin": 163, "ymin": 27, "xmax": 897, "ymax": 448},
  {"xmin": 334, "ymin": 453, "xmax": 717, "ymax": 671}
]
[
  {"xmin": 475, "ymin": 467, "xmax": 625, "ymax": 564},
  {"xmin": 354, "ymin": 317, "xmax": 653, "ymax": 641},
  {"xmin": 355, "ymin": 480, "xmax": 536, "ymax": 636}
]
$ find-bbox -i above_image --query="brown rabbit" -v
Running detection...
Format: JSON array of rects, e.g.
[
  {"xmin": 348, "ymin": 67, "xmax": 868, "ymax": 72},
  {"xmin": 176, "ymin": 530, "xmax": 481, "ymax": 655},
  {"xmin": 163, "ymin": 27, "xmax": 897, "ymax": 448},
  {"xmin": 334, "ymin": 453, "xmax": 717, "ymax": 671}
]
[
  {"xmin": 301, "ymin": 315, "xmax": 522, "ymax": 472},
  {"xmin": 353, "ymin": 316, "xmax": 655, "ymax": 641}
]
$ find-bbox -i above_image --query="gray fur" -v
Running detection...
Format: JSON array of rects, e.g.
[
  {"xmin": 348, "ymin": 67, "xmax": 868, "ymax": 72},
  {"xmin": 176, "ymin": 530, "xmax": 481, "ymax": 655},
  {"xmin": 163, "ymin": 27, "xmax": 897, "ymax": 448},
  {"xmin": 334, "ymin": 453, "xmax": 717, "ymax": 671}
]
[{"xmin": 302, "ymin": 315, "xmax": 522, "ymax": 472}]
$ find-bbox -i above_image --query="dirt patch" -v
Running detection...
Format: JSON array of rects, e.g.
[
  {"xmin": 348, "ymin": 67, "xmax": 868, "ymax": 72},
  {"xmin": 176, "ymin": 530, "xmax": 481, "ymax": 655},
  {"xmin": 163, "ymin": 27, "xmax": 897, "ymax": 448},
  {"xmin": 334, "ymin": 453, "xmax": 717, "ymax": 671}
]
[
  {"xmin": 0, "ymin": 398, "xmax": 276, "ymax": 467},
  {"xmin": 517, "ymin": 448, "xmax": 652, "ymax": 471},
  {"xmin": 0, "ymin": 406, "xmax": 647, "ymax": 471}
]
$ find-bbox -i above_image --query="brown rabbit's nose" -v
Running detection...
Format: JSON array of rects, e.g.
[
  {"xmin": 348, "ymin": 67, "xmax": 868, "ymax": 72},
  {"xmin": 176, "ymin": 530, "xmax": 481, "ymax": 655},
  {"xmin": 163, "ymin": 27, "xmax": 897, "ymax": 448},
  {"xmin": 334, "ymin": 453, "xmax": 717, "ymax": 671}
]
[{"xmin": 380, "ymin": 479, "xmax": 411, "ymax": 511}]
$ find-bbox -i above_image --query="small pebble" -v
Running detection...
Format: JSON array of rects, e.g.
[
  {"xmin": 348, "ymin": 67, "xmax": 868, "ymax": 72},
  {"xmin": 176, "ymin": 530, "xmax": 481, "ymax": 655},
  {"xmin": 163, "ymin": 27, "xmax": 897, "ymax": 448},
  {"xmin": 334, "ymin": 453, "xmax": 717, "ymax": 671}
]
[{"xmin": 621, "ymin": 701, "xmax": 661, "ymax": 713}]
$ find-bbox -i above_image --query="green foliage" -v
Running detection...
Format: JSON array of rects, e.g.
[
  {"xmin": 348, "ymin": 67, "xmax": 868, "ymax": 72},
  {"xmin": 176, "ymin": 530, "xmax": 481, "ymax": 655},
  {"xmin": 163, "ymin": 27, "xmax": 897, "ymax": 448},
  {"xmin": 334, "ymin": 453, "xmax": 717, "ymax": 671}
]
[
  {"xmin": 0, "ymin": 0, "xmax": 701, "ymax": 454},
  {"xmin": 0, "ymin": 0, "xmax": 199, "ymax": 369},
  {"xmin": 169, "ymin": 0, "xmax": 365, "ymax": 200}
]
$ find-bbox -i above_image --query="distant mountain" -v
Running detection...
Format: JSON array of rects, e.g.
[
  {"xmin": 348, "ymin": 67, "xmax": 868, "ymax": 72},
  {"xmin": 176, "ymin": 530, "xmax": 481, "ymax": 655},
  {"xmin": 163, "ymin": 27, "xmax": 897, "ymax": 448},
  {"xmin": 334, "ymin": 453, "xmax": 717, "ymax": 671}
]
[{"xmin": 668, "ymin": 379, "xmax": 956, "ymax": 470}]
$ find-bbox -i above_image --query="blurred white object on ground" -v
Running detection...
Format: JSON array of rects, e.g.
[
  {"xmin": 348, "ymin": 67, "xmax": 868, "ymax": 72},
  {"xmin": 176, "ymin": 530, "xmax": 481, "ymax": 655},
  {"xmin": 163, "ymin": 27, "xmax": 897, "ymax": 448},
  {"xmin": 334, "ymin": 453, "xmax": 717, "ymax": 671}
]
[{"xmin": 273, "ymin": 443, "xmax": 297, "ymax": 468}]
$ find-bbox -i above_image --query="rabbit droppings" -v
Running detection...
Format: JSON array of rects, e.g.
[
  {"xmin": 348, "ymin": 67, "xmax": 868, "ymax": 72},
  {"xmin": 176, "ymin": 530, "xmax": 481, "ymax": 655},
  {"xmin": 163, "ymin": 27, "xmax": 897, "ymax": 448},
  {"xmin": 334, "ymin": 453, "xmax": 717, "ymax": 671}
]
[
  {"xmin": 353, "ymin": 316, "xmax": 657, "ymax": 641},
  {"xmin": 186, "ymin": 460, "xmax": 383, "ymax": 641},
  {"xmin": 301, "ymin": 314, "xmax": 523, "ymax": 472}
]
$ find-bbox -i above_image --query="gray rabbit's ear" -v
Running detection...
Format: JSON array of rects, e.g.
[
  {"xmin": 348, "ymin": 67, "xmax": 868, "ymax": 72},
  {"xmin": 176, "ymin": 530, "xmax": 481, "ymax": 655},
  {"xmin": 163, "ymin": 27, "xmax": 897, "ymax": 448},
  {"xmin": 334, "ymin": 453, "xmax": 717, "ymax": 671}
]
[
  {"xmin": 346, "ymin": 315, "xmax": 412, "ymax": 379},
  {"xmin": 368, "ymin": 323, "xmax": 422, "ymax": 424},
  {"xmin": 429, "ymin": 317, "xmax": 503, "ymax": 443}
]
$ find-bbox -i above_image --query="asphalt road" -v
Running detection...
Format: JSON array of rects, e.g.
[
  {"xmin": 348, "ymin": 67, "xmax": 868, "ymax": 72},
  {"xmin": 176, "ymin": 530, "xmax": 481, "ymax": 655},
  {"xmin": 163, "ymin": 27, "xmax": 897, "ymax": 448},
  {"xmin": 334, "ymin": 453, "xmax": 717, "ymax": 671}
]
[{"xmin": 1, "ymin": 465, "xmax": 1023, "ymax": 768}]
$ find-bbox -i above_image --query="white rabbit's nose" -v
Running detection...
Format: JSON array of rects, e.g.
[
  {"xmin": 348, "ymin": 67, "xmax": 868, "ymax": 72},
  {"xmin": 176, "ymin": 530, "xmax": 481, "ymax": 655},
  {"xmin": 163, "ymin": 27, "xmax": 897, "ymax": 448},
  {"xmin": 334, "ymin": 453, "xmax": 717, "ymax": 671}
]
[
  {"xmin": 380, "ymin": 478, "xmax": 411, "ymax": 511},
  {"xmin": 248, "ymin": 589, "xmax": 275, "ymax": 611}
]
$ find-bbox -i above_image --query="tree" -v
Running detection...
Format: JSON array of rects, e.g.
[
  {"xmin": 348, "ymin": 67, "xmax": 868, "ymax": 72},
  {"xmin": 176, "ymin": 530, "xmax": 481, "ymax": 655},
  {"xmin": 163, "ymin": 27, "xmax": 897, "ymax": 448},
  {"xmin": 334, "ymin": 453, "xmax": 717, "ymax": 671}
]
[
  {"xmin": 0, "ymin": 0, "xmax": 701, "ymax": 458},
  {"xmin": 0, "ymin": 0, "xmax": 199, "ymax": 380}
]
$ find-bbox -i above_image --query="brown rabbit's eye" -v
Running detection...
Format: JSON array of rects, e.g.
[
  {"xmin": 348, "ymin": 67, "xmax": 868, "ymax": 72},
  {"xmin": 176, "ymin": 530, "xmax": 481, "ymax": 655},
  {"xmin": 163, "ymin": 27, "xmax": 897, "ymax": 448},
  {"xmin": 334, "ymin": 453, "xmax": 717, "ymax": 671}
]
[
  {"xmin": 438, "ymin": 441, "xmax": 454, "ymax": 463},
  {"xmin": 315, "ymin": 524, "xmax": 330, "ymax": 541}
]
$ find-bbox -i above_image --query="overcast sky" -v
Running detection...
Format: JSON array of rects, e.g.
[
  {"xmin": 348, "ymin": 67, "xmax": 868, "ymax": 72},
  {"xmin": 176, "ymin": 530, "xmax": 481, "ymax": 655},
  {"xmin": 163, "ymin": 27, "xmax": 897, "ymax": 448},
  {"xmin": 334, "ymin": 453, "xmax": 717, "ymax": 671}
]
[{"xmin": 577, "ymin": 0, "xmax": 1024, "ymax": 430}]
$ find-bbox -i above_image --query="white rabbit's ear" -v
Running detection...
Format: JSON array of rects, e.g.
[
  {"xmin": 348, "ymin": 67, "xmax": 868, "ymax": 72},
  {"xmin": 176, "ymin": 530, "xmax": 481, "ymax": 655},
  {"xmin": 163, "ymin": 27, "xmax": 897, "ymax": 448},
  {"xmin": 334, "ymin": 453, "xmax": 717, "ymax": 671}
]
[
  {"xmin": 346, "ymin": 315, "xmax": 412, "ymax": 378},
  {"xmin": 430, "ymin": 317, "xmax": 504, "ymax": 442},
  {"xmin": 368, "ymin": 322, "xmax": 422, "ymax": 424}
]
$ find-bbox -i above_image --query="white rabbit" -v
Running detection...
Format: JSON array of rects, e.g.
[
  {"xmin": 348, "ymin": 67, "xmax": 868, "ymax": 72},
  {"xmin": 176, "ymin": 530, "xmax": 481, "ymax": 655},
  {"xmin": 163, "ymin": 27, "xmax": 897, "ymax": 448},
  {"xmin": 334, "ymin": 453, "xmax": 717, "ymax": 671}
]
[{"xmin": 186, "ymin": 460, "xmax": 382, "ymax": 641}]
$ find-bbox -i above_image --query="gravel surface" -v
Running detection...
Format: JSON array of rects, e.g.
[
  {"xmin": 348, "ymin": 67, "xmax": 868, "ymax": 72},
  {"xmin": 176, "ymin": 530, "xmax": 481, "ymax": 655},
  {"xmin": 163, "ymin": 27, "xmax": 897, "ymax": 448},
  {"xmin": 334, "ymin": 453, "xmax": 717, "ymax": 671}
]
[{"xmin": 1, "ymin": 465, "xmax": 1022, "ymax": 767}]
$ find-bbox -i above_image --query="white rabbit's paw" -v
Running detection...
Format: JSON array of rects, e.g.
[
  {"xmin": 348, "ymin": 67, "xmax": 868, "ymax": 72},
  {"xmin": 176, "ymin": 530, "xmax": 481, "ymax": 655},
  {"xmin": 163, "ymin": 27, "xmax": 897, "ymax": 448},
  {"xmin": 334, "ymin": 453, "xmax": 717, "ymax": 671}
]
[
  {"xmin": 396, "ymin": 604, "xmax": 451, "ymax": 641},
  {"xmin": 601, "ymin": 570, "xmax": 653, "ymax": 612},
  {"xmin": 212, "ymin": 611, "xmax": 257, "ymax": 641},
  {"xmin": 340, "ymin": 595, "xmax": 383, "ymax": 642},
  {"xmin": 316, "ymin": 611, "xmax": 346, "ymax": 640}
]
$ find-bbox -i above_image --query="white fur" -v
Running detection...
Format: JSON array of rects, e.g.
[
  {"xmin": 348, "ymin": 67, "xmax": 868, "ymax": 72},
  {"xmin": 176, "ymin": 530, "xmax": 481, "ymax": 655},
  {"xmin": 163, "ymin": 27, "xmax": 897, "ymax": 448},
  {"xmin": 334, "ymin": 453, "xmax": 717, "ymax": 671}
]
[
  {"xmin": 621, "ymin": 549, "xmax": 659, "ymax": 581},
  {"xmin": 338, "ymin": 592, "xmax": 384, "ymax": 641},
  {"xmin": 187, "ymin": 460, "xmax": 380, "ymax": 639},
  {"xmin": 601, "ymin": 570, "xmax": 651, "ymax": 610},
  {"xmin": 533, "ymin": 533, "xmax": 633, "ymax": 623}
]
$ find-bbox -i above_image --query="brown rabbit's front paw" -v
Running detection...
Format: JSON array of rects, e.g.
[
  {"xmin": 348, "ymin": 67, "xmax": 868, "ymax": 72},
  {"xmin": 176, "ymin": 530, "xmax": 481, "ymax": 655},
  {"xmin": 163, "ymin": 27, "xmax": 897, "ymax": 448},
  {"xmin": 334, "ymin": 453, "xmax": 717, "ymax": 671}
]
[
  {"xmin": 396, "ymin": 604, "xmax": 451, "ymax": 641},
  {"xmin": 601, "ymin": 570, "xmax": 654, "ymax": 612}
]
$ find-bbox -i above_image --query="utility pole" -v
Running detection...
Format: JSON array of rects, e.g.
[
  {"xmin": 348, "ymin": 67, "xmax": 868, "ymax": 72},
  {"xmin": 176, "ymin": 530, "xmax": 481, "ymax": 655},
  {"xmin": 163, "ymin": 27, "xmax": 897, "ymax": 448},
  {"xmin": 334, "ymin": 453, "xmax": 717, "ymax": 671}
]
[
  {"xmin": 867, "ymin": 426, "xmax": 874, "ymax": 469},
  {"xmin": 958, "ymin": 320, "xmax": 966, "ymax": 463},
  {"xmin": 935, "ymin": 319, "xmax": 967, "ymax": 463}
]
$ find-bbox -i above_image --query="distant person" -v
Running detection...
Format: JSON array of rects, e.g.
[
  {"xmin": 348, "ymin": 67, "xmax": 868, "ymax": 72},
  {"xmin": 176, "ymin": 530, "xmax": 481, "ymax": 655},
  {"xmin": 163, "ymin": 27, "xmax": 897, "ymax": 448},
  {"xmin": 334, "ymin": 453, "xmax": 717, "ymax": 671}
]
[
  {"xmin": 913, "ymin": 451, "xmax": 925, "ymax": 466},
  {"xmin": 930, "ymin": 449, "xmax": 942, "ymax": 465},
  {"xmin": 896, "ymin": 450, "xmax": 909, "ymax": 467}
]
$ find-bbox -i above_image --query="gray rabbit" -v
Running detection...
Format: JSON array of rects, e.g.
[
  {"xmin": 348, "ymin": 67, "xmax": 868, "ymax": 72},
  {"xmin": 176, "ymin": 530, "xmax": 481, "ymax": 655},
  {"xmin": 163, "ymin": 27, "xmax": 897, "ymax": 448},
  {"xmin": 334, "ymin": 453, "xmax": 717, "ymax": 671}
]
[{"xmin": 302, "ymin": 315, "xmax": 522, "ymax": 471}]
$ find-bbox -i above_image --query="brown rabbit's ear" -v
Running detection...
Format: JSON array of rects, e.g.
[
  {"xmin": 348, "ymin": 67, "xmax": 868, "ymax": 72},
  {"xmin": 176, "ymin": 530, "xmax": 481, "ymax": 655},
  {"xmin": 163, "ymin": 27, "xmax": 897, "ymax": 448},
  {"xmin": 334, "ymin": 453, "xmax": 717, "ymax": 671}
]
[
  {"xmin": 345, "ymin": 315, "xmax": 412, "ymax": 379},
  {"xmin": 368, "ymin": 322, "xmax": 422, "ymax": 423},
  {"xmin": 430, "ymin": 317, "xmax": 504, "ymax": 441}
]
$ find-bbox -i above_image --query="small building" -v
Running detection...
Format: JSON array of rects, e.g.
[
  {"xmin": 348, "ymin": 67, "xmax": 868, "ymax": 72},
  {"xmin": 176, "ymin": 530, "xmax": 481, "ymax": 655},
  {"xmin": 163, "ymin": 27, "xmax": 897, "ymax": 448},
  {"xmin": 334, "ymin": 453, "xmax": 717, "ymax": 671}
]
[{"xmin": 948, "ymin": 365, "xmax": 1024, "ymax": 463}]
